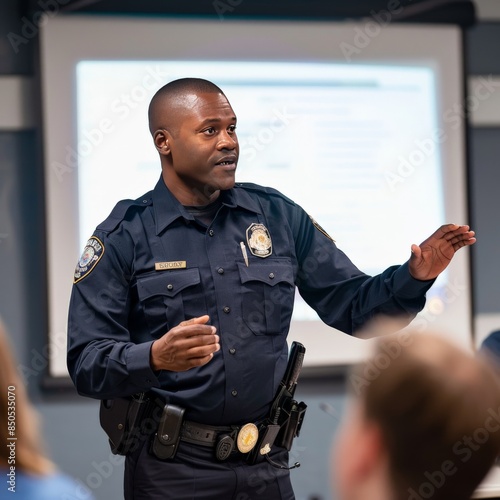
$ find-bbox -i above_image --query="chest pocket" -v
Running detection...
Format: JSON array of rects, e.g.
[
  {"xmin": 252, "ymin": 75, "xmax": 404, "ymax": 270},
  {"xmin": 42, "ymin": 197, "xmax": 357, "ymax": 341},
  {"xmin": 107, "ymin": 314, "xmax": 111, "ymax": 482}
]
[
  {"xmin": 136, "ymin": 268, "xmax": 205, "ymax": 337},
  {"xmin": 238, "ymin": 258, "xmax": 295, "ymax": 336}
]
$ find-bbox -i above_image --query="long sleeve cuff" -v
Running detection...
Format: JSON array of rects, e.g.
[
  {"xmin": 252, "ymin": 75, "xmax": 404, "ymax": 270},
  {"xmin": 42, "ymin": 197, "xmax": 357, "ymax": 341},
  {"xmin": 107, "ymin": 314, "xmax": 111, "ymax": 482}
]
[
  {"xmin": 126, "ymin": 340, "xmax": 161, "ymax": 390},
  {"xmin": 391, "ymin": 261, "xmax": 435, "ymax": 298}
]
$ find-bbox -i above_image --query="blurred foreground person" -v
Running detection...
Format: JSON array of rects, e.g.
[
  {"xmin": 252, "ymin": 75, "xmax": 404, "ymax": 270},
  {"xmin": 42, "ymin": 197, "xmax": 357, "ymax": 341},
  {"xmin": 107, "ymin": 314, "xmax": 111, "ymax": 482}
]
[
  {"xmin": 333, "ymin": 330, "xmax": 500, "ymax": 500},
  {"xmin": 0, "ymin": 319, "xmax": 94, "ymax": 499}
]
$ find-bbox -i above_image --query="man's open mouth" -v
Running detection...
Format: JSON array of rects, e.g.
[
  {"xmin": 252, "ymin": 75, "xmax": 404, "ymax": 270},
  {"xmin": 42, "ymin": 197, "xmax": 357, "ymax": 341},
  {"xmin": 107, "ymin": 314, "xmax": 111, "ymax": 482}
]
[{"xmin": 215, "ymin": 156, "xmax": 237, "ymax": 168}]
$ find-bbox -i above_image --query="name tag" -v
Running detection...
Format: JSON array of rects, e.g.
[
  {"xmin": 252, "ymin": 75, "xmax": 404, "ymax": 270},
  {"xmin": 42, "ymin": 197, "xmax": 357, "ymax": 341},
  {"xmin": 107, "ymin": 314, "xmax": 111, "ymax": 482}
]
[{"xmin": 155, "ymin": 261, "xmax": 187, "ymax": 271}]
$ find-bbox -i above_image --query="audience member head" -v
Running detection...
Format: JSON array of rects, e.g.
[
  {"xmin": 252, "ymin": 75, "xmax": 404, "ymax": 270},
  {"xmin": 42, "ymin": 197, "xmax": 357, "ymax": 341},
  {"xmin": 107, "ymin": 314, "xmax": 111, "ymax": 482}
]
[{"xmin": 333, "ymin": 329, "xmax": 500, "ymax": 500}]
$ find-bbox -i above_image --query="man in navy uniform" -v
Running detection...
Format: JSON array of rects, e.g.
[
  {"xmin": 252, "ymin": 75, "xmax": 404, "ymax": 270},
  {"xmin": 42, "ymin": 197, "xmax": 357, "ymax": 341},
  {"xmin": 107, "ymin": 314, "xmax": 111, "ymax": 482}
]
[{"xmin": 67, "ymin": 78, "xmax": 476, "ymax": 499}]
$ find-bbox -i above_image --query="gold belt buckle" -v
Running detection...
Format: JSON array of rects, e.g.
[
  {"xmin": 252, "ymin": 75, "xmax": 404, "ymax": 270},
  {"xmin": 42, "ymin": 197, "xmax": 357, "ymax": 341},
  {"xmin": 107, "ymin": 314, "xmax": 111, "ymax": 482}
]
[{"xmin": 236, "ymin": 423, "xmax": 259, "ymax": 453}]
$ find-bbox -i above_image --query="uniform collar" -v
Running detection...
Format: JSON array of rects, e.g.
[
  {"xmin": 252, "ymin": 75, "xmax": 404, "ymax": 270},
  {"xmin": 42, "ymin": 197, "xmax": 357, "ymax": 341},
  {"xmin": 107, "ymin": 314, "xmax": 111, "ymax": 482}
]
[
  {"xmin": 220, "ymin": 184, "xmax": 262, "ymax": 215},
  {"xmin": 152, "ymin": 177, "xmax": 261, "ymax": 235}
]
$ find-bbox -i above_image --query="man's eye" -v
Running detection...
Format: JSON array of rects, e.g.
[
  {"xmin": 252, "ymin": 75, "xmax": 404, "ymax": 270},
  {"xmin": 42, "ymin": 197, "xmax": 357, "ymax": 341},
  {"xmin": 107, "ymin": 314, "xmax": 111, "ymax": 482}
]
[
  {"xmin": 204, "ymin": 127, "xmax": 215, "ymax": 135},
  {"xmin": 228, "ymin": 125, "xmax": 237, "ymax": 133}
]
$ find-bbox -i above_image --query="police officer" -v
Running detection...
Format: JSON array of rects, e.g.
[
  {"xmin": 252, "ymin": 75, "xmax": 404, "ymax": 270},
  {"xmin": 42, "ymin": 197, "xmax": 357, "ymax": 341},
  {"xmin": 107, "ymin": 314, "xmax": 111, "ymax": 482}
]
[{"xmin": 67, "ymin": 78, "xmax": 476, "ymax": 500}]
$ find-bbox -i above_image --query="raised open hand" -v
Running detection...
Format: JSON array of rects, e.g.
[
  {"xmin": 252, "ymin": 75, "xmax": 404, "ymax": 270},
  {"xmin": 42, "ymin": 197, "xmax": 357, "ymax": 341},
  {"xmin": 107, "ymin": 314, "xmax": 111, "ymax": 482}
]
[{"xmin": 408, "ymin": 224, "xmax": 476, "ymax": 281}]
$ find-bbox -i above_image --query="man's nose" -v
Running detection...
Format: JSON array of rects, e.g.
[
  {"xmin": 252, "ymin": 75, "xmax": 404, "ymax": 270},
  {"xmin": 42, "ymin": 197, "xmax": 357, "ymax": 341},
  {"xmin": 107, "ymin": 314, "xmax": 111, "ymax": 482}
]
[{"xmin": 217, "ymin": 131, "xmax": 237, "ymax": 150}]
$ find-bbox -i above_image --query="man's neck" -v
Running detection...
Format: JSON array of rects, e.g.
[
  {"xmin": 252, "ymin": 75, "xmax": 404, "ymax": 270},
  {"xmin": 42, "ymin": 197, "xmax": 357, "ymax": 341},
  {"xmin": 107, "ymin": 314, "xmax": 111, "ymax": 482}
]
[
  {"xmin": 161, "ymin": 172, "xmax": 220, "ymax": 206},
  {"xmin": 346, "ymin": 472, "xmax": 395, "ymax": 500}
]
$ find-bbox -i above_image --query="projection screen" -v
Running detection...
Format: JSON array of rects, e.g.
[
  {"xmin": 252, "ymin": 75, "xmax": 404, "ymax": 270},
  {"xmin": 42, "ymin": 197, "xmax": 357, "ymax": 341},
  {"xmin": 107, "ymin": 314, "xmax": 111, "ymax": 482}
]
[{"xmin": 40, "ymin": 16, "xmax": 470, "ymax": 378}]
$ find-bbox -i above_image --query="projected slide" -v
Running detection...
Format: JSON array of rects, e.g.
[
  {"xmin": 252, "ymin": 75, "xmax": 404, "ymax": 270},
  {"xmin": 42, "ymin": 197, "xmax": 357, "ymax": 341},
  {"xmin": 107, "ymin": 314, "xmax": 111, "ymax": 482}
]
[{"xmin": 77, "ymin": 60, "xmax": 445, "ymax": 322}]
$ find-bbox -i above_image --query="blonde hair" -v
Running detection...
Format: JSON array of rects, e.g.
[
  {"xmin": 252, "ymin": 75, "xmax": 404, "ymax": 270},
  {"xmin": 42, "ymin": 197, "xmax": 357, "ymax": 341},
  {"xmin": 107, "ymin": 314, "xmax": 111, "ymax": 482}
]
[{"xmin": 0, "ymin": 319, "xmax": 55, "ymax": 475}]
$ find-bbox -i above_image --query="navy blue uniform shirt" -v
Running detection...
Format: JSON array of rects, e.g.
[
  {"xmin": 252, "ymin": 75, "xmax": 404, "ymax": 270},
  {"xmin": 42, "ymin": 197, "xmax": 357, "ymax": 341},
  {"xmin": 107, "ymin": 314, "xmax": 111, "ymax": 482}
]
[{"xmin": 67, "ymin": 177, "xmax": 432, "ymax": 425}]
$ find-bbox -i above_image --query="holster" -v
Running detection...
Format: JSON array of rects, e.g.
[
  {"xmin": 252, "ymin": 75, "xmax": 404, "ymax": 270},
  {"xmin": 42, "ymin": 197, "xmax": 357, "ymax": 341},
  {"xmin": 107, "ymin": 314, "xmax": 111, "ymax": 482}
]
[
  {"xmin": 247, "ymin": 398, "xmax": 307, "ymax": 465},
  {"xmin": 99, "ymin": 393, "xmax": 152, "ymax": 456},
  {"xmin": 276, "ymin": 399, "xmax": 307, "ymax": 451}
]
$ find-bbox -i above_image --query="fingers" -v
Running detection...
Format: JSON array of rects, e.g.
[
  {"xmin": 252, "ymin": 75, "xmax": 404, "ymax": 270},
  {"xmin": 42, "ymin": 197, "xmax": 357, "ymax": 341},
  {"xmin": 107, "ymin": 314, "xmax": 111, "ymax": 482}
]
[
  {"xmin": 151, "ymin": 316, "xmax": 221, "ymax": 372},
  {"xmin": 424, "ymin": 224, "xmax": 476, "ymax": 248},
  {"xmin": 439, "ymin": 224, "xmax": 476, "ymax": 249},
  {"xmin": 177, "ymin": 315, "xmax": 218, "ymax": 348},
  {"xmin": 452, "ymin": 236, "xmax": 477, "ymax": 250},
  {"xmin": 169, "ymin": 321, "xmax": 220, "ymax": 353},
  {"xmin": 448, "ymin": 232, "xmax": 476, "ymax": 248},
  {"xmin": 439, "ymin": 224, "xmax": 474, "ymax": 240},
  {"xmin": 179, "ymin": 315, "xmax": 210, "ymax": 327}
]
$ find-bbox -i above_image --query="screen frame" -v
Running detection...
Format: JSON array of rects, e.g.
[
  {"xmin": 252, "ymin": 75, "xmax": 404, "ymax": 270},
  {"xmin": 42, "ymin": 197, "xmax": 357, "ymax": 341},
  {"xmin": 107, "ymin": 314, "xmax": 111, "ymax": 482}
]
[{"xmin": 39, "ymin": 15, "xmax": 472, "ymax": 380}]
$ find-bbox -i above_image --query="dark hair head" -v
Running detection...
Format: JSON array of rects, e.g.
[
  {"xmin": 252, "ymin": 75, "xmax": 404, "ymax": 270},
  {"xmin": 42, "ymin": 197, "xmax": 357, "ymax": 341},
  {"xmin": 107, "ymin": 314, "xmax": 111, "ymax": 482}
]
[{"xmin": 358, "ymin": 331, "xmax": 500, "ymax": 500}]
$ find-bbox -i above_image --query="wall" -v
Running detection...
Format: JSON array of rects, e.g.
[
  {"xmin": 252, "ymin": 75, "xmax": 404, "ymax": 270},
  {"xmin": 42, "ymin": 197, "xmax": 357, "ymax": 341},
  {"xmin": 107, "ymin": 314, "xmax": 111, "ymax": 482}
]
[{"xmin": 1, "ymin": 1, "xmax": 500, "ymax": 499}]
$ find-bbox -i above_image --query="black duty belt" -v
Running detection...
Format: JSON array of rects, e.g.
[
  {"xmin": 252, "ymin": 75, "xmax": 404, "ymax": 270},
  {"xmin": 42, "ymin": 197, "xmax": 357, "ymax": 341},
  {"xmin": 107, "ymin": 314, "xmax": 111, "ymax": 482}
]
[
  {"xmin": 180, "ymin": 420, "xmax": 234, "ymax": 447},
  {"xmin": 180, "ymin": 419, "xmax": 263, "ymax": 461}
]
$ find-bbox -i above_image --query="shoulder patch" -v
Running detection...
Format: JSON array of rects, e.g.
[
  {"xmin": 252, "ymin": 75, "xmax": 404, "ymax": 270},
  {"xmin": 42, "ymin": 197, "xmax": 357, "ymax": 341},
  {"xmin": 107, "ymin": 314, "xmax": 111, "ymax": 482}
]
[
  {"xmin": 74, "ymin": 237, "xmax": 105, "ymax": 283},
  {"xmin": 309, "ymin": 215, "xmax": 335, "ymax": 242}
]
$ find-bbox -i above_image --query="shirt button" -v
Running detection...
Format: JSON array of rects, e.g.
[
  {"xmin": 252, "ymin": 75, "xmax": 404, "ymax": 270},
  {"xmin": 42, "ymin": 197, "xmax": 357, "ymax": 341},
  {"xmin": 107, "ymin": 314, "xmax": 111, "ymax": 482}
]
[
  {"xmin": 217, "ymin": 268, "xmax": 224, "ymax": 275},
  {"xmin": 209, "ymin": 229, "xmax": 215, "ymax": 237},
  {"xmin": 269, "ymin": 273, "xmax": 275, "ymax": 279},
  {"xmin": 223, "ymin": 306, "xmax": 231, "ymax": 314},
  {"xmin": 167, "ymin": 284, "xmax": 173, "ymax": 290},
  {"xmin": 229, "ymin": 348, "xmax": 236, "ymax": 355},
  {"xmin": 231, "ymin": 390, "xmax": 238, "ymax": 397}
]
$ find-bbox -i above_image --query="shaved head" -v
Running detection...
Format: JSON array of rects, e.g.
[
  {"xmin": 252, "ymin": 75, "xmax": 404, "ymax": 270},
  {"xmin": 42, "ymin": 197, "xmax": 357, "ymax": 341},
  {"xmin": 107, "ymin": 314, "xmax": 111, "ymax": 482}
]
[{"xmin": 148, "ymin": 78, "xmax": 226, "ymax": 135}]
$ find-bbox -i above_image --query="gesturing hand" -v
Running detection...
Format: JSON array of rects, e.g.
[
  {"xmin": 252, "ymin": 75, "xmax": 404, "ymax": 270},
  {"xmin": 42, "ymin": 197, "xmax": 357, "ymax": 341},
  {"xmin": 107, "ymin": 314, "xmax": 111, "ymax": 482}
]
[
  {"xmin": 150, "ymin": 315, "xmax": 220, "ymax": 372},
  {"xmin": 409, "ymin": 224, "xmax": 476, "ymax": 281}
]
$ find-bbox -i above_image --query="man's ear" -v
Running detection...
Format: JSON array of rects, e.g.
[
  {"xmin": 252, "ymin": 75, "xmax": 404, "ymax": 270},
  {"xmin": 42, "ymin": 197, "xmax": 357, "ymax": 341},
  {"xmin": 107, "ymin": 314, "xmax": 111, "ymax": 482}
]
[
  {"xmin": 153, "ymin": 129, "xmax": 171, "ymax": 155},
  {"xmin": 355, "ymin": 421, "xmax": 385, "ymax": 479}
]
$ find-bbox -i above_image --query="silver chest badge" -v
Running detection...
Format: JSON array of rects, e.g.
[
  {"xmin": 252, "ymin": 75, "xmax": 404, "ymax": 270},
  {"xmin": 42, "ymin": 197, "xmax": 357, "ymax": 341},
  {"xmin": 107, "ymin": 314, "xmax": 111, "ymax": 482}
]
[{"xmin": 246, "ymin": 223, "xmax": 272, "ymax": 258}]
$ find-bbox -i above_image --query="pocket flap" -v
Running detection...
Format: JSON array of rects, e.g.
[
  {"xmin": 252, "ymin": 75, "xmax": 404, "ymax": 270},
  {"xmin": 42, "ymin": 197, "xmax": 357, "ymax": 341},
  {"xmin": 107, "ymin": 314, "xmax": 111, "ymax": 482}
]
[
  {"xmin": 237, "ymin": 260, "xmax": 294, "ymax": 286},
  {"xmin": 137, "ymin": 268, "xmax": 201, "ymax": 299}
]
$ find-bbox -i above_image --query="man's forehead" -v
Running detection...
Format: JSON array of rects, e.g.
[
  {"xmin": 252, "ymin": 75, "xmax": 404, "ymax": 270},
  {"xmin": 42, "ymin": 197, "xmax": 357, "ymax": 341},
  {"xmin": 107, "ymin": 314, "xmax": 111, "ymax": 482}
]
[
  {"xmin": 157, "ymin": 91, "xmax": 236, "ymax": 132},
  {"xmin": 172, "ymin": 91, "xmax": 234, "ymax": 115}
]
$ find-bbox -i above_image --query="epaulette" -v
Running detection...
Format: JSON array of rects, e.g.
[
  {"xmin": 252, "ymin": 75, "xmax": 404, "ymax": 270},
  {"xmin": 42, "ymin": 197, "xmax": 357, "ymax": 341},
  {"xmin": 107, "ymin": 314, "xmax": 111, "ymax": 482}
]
[
  {"xmin": 235, "ymin": 182, "xmax": 296, "ymax": 206},
  {"xmin": 96, "ymin": 192, "xmax": 153, "ymax": 234}
]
